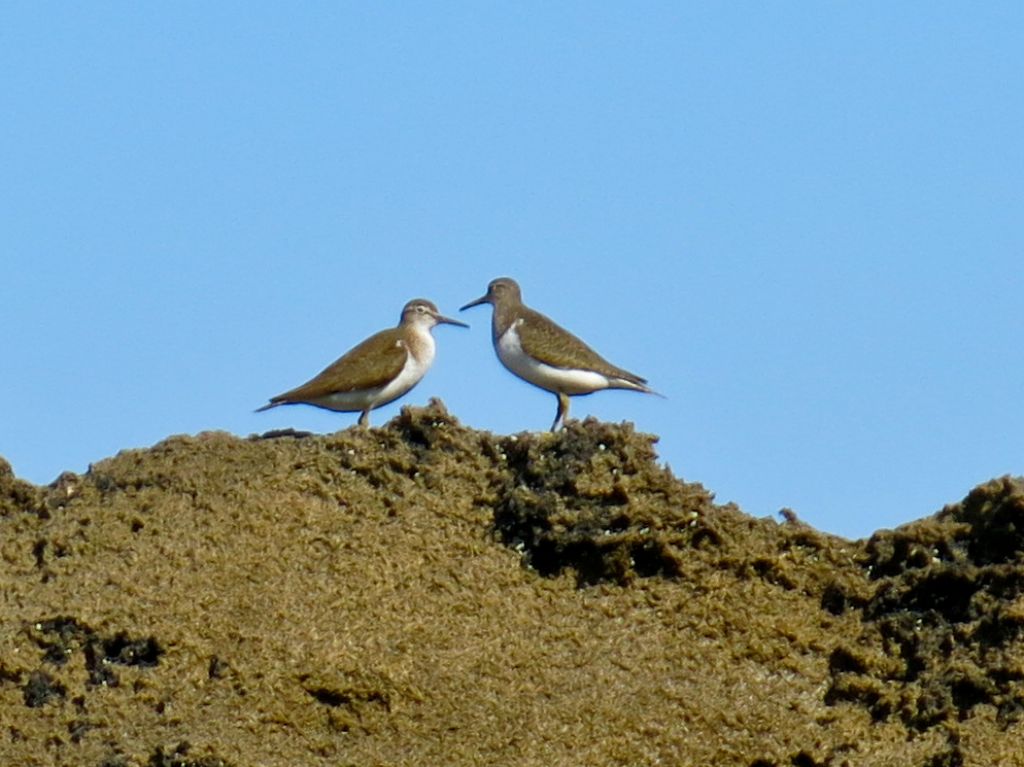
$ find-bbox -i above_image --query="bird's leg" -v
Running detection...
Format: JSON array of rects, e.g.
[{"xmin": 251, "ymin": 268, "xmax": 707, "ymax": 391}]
[
  {"xmin": 551, "ymin": 392, "xmax": 571, "ymax": 432},
  {"xmin": 358, "ymin": 409, "xmax": 370, "ymax": 428}
]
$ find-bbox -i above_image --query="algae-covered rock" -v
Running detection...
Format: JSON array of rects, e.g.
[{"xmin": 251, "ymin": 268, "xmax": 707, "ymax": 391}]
[
  {"xmin": 827, "ymin": 477, "xmax": 1024, "ymax": 737},
  {"xmin": 0, "ymin": 401, "xmax": 1022, "ymax": 766}
]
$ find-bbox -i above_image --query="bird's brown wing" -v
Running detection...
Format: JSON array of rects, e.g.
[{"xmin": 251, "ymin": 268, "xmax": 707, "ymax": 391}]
[
  {"xmin": 516, "ymin": 308, "xmax": 648, "ymax": 385},
  {"xmin": 270, "ymin": 328, "xmax": 408, "ymax": 403}
]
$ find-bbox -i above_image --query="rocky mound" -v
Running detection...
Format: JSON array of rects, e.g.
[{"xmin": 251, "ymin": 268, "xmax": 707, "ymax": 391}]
[{"xmin": 1, "ymin": 400, "xmax": 1022, "ymax": 766}]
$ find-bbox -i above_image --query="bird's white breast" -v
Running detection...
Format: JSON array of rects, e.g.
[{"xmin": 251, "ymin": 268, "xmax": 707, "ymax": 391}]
[
  {"xmin": 375, "ymin": 333, "xmax": 434, "ymax": 406},
  {"xmin": 496, "ymin": 321, "xmax": 610, "ymax": 395}
]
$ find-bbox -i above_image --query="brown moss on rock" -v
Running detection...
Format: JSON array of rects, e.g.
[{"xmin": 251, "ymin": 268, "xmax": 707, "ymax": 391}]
[
  {"xmin": 827, "ymin": 477, "xmax": 1024, "ymax": 735},
  {"xmin": 0, "ymin": 456, "xmax": 42, "ymax": 517},
  {"xmin": 0, "ymin": 401, "xmax": 1022, "ymax": 766},
  {"xmin": 489, "ymin": 418, "xmax": 716, "ymax": 584}
]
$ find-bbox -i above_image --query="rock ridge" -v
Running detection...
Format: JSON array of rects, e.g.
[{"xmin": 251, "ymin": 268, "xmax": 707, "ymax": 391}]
[{"xmin": 1, "ymin": 400, "xmax": 1022, "ymax": 766}]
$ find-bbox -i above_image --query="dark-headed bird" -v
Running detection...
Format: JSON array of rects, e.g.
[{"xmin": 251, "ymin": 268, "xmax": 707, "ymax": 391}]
[{"xmin": 461, "ymin": 277, "xmax": 657, "ymax": 431}]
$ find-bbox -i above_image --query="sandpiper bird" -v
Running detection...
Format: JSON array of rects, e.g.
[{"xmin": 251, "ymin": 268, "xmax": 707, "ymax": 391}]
[
  {"xmin": 460, "ymin": 277, "xmax": 657, "ymax": 431},
  {"xmin": 256, "ymin": 299, "xmax": 468, "ymax": 427}
]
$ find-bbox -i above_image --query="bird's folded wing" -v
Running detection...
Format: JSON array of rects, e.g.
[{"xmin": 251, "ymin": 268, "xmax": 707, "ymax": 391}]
[
  {"xmin": 517, "ymin": 309, "xmax": 647, "ymax": 385},
  {"xmin": 273, "ymin": 330, "xmax": 408, "ymax": 402}
]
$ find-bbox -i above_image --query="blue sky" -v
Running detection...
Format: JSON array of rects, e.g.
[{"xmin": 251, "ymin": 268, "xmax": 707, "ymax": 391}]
[{"xmin": 2, "ymin": 3, "xmax": 1021, "ymax": 539}]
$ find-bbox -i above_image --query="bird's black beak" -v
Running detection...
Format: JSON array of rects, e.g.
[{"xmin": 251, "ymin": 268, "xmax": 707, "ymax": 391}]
[
  {"xmin": 459, "ymin": 293, "xmax": 491, "ymax": 311},
  {"xmin": 435, "ymin": 313, "xmax": 469, "ymax": 328}
]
